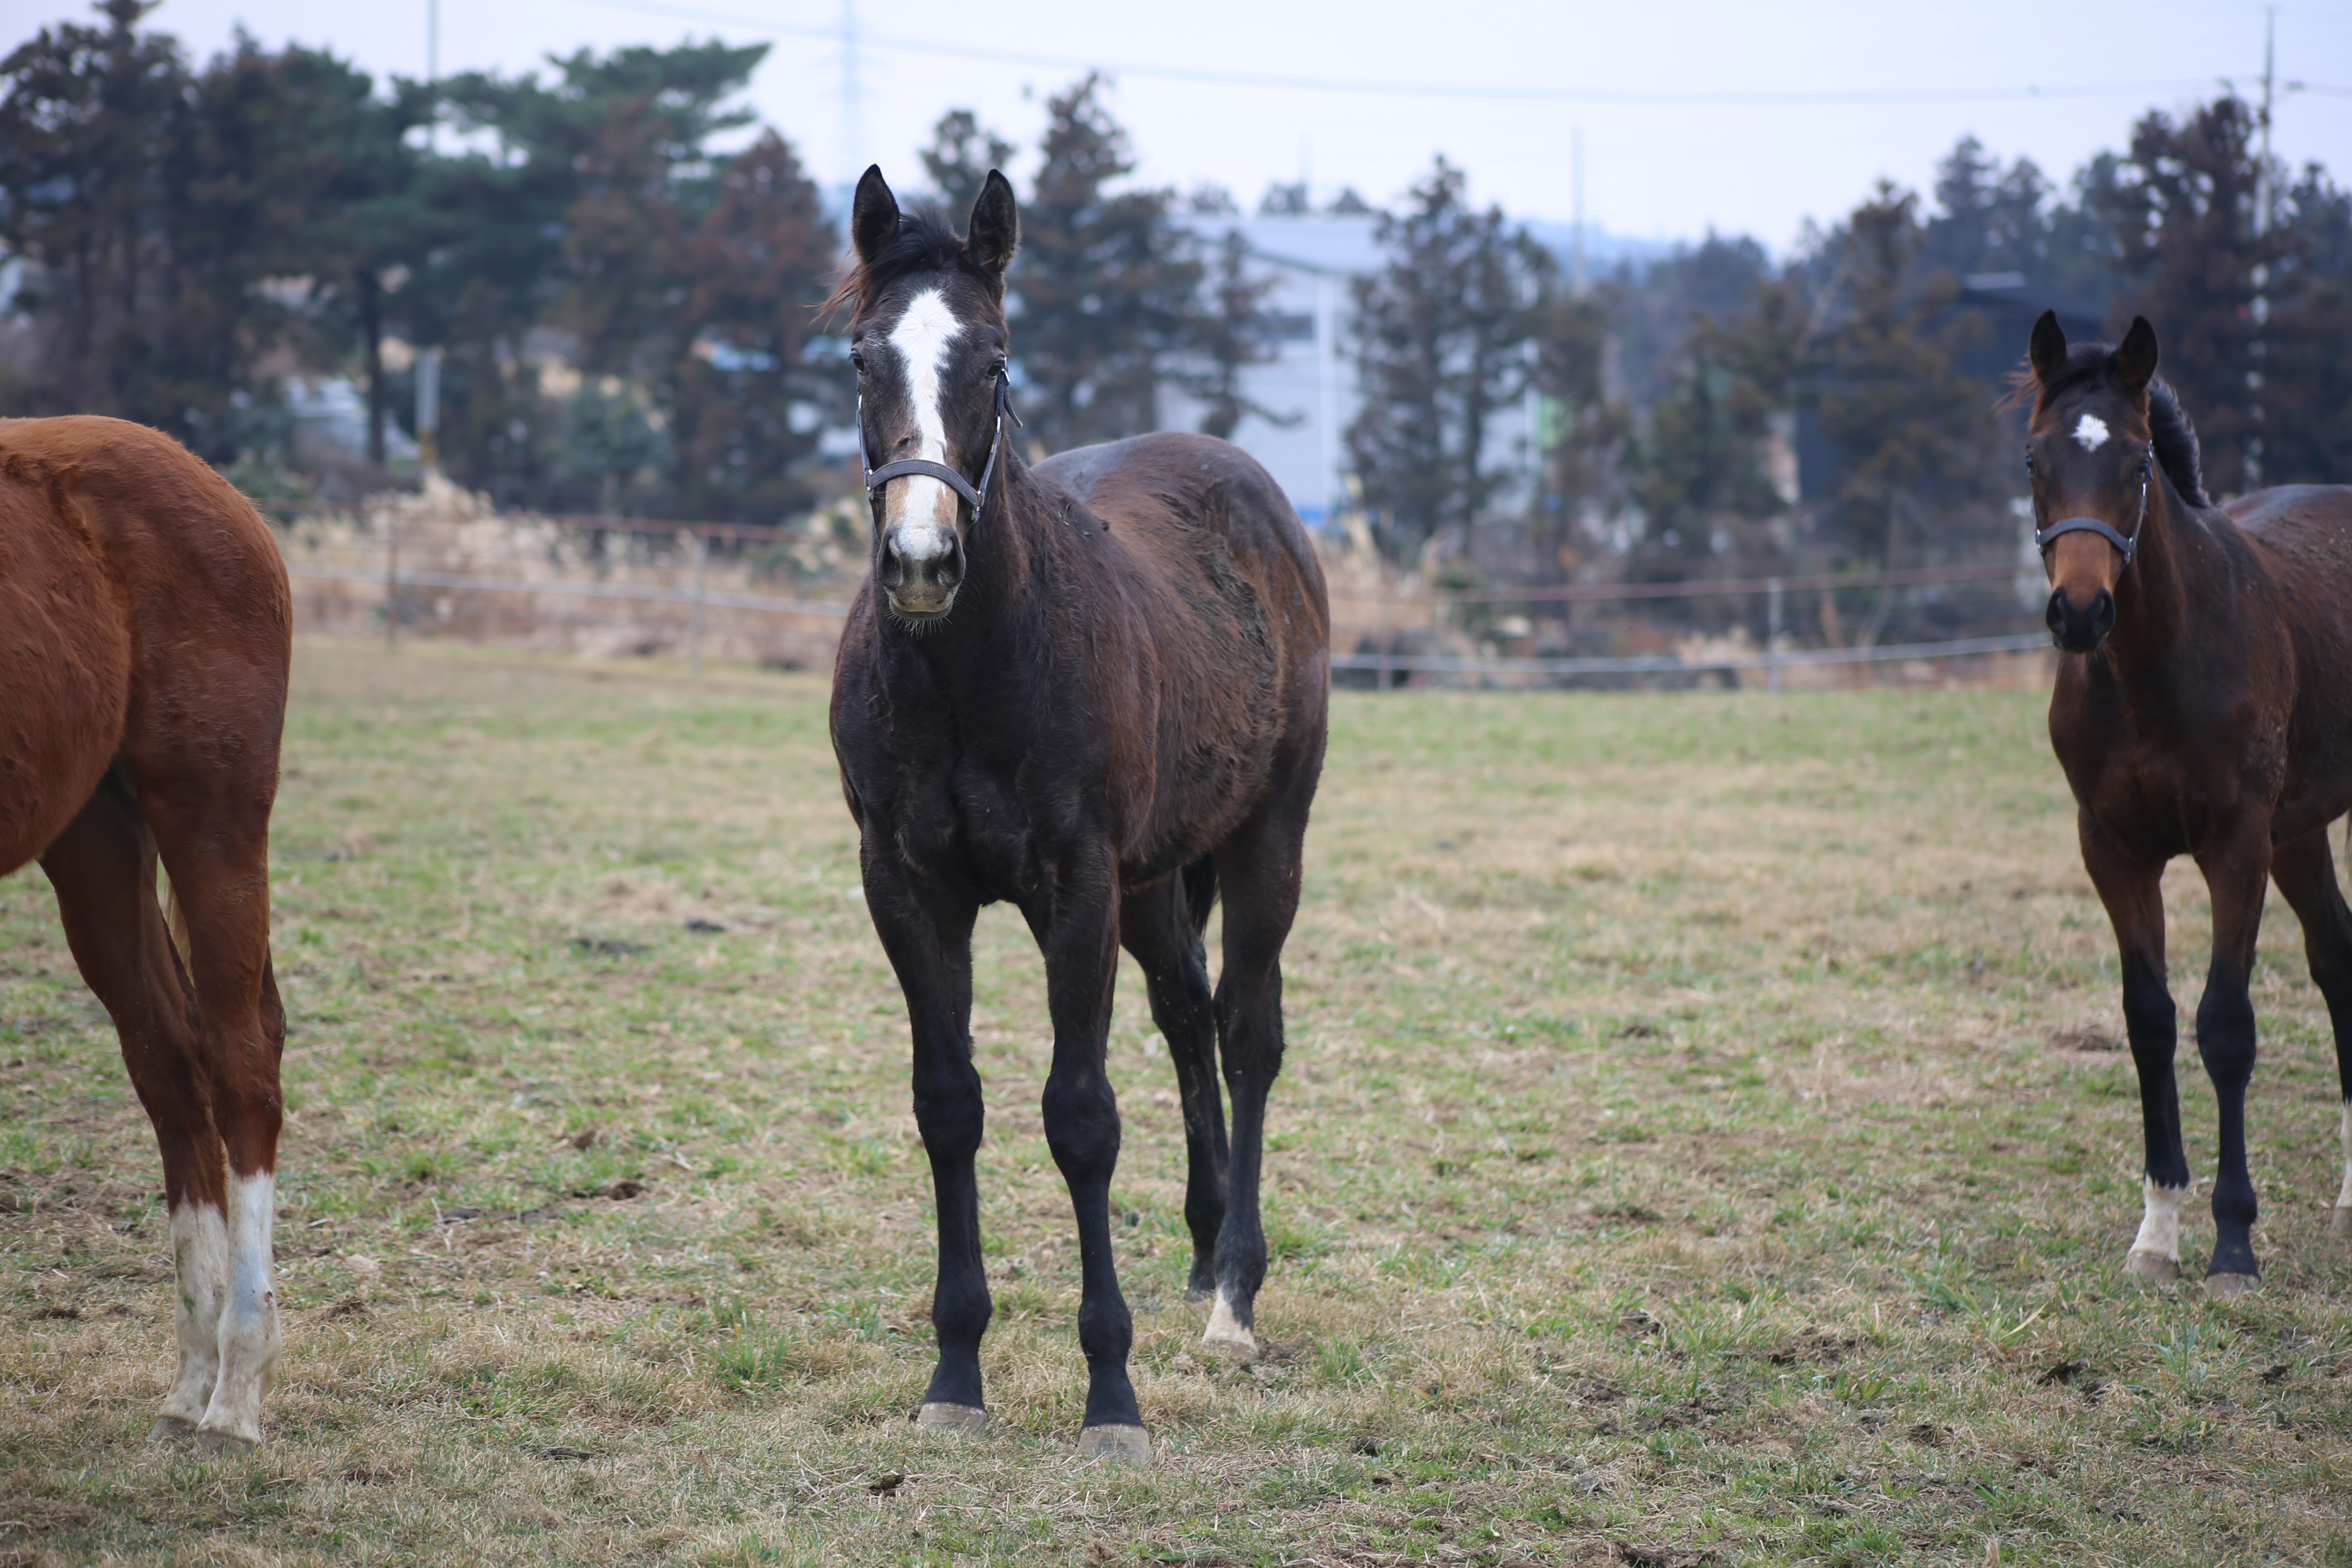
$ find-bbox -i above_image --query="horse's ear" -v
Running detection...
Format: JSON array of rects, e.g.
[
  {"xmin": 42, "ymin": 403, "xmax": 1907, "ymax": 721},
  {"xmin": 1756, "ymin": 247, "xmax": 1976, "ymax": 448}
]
[
  {"xmin": 2028, "ymin": 309, "xmax": 2067, "ymax": 384},
  {"xmin": 852, "ymin": 165, "xmax": 900, "ymax": 267},
  {"xmin": 968, "ymin": 169, "xmax": 1019, "ymax": 280},
  {"xmin": 2114, "ymin": 316, "xmax": 2160, "ymax": 393}
]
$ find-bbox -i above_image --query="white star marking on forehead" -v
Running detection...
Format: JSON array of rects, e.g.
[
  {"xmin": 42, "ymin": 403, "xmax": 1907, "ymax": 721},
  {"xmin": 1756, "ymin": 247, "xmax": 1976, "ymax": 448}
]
[{"xmin": 2073, "ymin": 413, "xmax": 2111, "ymax": 452}]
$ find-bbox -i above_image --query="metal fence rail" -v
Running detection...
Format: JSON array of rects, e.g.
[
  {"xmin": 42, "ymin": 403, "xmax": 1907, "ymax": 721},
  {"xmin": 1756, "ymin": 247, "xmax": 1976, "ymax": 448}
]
[{"xmin": 277, "ymin": 501, "xmax": 2050, "ymax": 687}]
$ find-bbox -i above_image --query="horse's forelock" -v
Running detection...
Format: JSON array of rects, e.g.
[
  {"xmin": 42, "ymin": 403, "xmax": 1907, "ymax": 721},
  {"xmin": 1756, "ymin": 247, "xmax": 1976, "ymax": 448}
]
[
  {"xmin": 2020, "ymin": 342, "xmax": 2210, "ymax": 510},
  {"xmin": 824, "ymin": 207, "xmax": 986, "ymax": 326}
]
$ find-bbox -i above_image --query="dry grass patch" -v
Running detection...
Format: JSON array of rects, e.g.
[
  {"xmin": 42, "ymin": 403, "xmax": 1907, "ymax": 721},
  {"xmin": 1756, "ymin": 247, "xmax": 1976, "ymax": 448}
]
[{"xmin": 2, "ymin": 639, "xmax": 2349, "ymax": 1565}]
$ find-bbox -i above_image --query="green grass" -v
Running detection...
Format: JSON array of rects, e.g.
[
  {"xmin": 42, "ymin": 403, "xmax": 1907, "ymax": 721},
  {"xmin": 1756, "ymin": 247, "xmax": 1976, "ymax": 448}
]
[{"xmin": 1, "ymin": 638, "xmax": 2348, "ymax": 1566}]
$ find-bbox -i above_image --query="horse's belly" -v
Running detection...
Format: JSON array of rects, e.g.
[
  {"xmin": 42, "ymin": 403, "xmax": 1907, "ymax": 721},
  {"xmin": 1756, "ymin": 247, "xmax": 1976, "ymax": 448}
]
[{"xmin": 0, "ymin": 488, "xmax": 131, "ymax": 872}]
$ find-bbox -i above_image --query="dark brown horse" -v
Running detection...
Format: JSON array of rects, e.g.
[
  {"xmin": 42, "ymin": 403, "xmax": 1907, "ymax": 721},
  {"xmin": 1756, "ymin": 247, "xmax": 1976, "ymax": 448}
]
[
  {"xmin": 1, "ymin": 416, "xmax": 290, "ymax": 1448},
  {"xmin": 2028, "ymin": 312, "xmax": 2352, "ymax": 1294},
  {"xmin": 827, "ymin": 167, "xmax": 1329, "ymax": 1460}
]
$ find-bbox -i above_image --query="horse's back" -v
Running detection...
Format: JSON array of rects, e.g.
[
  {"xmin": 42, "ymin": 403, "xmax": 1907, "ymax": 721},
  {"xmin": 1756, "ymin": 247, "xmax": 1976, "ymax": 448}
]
[
  {"xmin": 2224, "ymin": 484, "xmax": 2352, "ymax": 568},
  {"xmin": 1035, "ymin": 432, "xmax": 1327, "ymax": 610},
  {"xmin": 0, "ymin": 417, "xmax": 289, "ymax": 864}
]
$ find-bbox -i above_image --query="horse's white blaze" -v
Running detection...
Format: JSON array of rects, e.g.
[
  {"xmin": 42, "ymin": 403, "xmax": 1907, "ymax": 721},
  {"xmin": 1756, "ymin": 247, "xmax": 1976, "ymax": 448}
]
[
  {"xmin": 1201, "ymin": 1287, "xmax": 1255, "ymax": 1355},
  {"xmin": 882, "ymin": 287, "xmax": 966, "ymax": 565},
  {"xmin": 159, "ymin": 1200, "xmax": 228, "ymax": 1428},
  {"xmin": 201, "ymin": 1170, "xmax": 281, "ymax": 1443},
  {"xmin": 2073, "ymin": 412, "xmax": 2111, "ymax": 452},
  {"xmin": 2130, "ymin": 1176, "xmax": 2189, "ymax": 1263},
  {"xmin": 2336, "ymin": 1099, "xmax": 2352, "ymax": 1212}
]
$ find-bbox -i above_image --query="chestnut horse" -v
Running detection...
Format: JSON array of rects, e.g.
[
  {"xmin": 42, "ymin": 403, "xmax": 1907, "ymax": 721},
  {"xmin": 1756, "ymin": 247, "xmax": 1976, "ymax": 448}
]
[
  {"xmin": 828, "ymin": 168, "xmax": 1329, "ymax": 1460},
  {"xmin": 1, "ymin": 417, "xmax": 290, "ymax": 1448},
  {"xmin": 2028, "ymin": 312, "xmax": 2352, "ymax": 1294}
]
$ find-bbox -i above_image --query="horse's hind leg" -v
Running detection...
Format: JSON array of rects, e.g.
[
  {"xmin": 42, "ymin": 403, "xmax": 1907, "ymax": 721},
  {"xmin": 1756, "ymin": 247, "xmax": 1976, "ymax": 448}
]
[
  {"xmin": 38, "ymin": 769, "xmax": 228, "ymax": 1441},
  {"xmin": 1203, "ymin": 801, "xmax": 1312, "ymax": 1359},
  {"xmin": 2268, "ymin": 827, "xmax": 2352, "ymax": 1236},
  {"xmin": 132, "ymin": 756, "xmax": 286, "ymax": 1450},
  {"xmin": 1119, "ymin": 869, "xmax": 1228, "ymax": 1299}
]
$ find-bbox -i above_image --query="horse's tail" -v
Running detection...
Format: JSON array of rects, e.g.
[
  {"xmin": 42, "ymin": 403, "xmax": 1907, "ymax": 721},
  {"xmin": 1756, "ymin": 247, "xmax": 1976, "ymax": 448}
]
[{"xmin": 1182, "ymin": 856, "xmax": 1219, "ymax": 935}]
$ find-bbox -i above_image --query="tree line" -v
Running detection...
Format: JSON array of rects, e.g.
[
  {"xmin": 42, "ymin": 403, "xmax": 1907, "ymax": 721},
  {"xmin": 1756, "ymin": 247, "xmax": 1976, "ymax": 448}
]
[{"xmin": 4, "ymin": 1, "xmax": 2348, "ymax": 569}]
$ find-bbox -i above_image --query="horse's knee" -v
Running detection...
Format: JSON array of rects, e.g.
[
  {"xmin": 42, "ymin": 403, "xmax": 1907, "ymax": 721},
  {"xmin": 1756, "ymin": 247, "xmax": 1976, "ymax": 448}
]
[
  {"xmin": 913, "ymin": 1065, "xmax": 985, "ymax": 1163},
  {"xmin": 1041, "ymin": 1073, "xmax": 1120, "ymax": 1178},
  {"xmin": 2195, "ymin": 988, "xmax": 2258, "ymax": 1083}
]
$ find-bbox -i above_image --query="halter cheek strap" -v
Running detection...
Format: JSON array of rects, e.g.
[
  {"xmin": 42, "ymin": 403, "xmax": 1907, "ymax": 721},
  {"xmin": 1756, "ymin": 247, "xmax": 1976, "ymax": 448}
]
[
  {"xmin": 858, "ymin": 372, "xmax": 1018, "ymax": 519},
  {"xmin": 2035, "ymin": 444, "xmax": 2153, "ymax": 569}
]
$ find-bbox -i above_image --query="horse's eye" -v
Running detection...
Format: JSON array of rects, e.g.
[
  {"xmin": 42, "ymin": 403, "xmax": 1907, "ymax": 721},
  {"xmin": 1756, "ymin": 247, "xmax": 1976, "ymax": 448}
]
[
  {"xmin": 989, "ymin": 357, "xmax": 1007, "ymax": 379},
  {"xmin": 849, "ymin": 351, "xmax": 866, "ymax": 373},
  {"xmin": 2022, "ymin": 451, "xmax": 2036, "ymax": 474}
]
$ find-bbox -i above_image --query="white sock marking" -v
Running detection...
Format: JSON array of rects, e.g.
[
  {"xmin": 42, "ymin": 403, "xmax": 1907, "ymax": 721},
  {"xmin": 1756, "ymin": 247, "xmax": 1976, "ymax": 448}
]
[
  {"xmin": 2336, "ymin": 1099, "xmax": 2351, "ymax": 1212},
  {"xmin": 160, "ymin": 1200, "xmax": 228, "ymax": 1427},
  {"xmin": 2130, "ymin": 1176, "xmax": 2188, "ymax": 1263},
  {"xmin": 882, "ymin": 287, "xmax": 966, "ymax": 566},
  {"xmin": 2073, "ymin": 412, "xmax": 2111, "ymax": 452},
  {"xmin": 200, "ymin": 1170, "xmax": 281, "ymax": 1444},
  {"xmin": 1202, "ymin": 1287, "xmax": 1255, "ymax": 1354}
]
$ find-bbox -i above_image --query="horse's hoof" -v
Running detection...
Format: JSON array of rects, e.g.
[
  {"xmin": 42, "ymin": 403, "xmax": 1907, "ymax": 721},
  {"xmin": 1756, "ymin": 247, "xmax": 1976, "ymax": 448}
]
[
  {"xmin": 192, "ymin": 1426, "xmax": 259, "ymax": 1457},
  {"xmin": 2204, "ymin": 1271, "xmax": 2261, "ymax": 1298},
  {"xmin": 2331, "ymin": 1206, "xmax": 2352, "ymax": 1237},
  {"xmin": 1075, "ymin": 1423, "xmax": 1154, "ymax": 1466},
  {"xmin": 150, "ymin": 1415, "xmax": 198, "ymax": 1443},
  {"xmin": 2124, "ymin": 1251, "xmax": 2180, "ymax": 1286},
  {"xmin": 916, "ymin": 1401, "xmax": 988, "ymax": 1434}
]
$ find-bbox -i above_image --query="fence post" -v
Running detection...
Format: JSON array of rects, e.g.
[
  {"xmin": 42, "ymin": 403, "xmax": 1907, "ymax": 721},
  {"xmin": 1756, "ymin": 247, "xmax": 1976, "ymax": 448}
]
[
  {"xmin": 384, "ymin": 508, "xmax": 399, "ymax": 649},
  {"xmin": 1766, "ymin": 577, "xmax": 1782, "ymax": 692},
  {"xmin": 1375, "ymin": 581, "xmax": 1394, "ymax": 692},
  {"xmin": 689, "ymin": 530, "xmax": 708, "ymax": 678}
]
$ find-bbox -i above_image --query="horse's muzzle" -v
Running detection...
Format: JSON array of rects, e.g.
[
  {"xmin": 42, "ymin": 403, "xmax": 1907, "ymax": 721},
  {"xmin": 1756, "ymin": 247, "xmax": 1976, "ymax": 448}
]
[
  {"xmin": 881, "ymin": 529, "xmax": 964, "ymax": 620},
  {"xmin": 2046, "ymin": 585, "xmax": 2115, "ymax": 653}
]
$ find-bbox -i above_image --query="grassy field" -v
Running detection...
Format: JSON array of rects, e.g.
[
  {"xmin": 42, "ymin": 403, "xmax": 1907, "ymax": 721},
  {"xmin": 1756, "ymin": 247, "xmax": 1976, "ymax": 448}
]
[{"xmin": 2, "ymin": 639, "xmax": 2349, "ymax": 1567}]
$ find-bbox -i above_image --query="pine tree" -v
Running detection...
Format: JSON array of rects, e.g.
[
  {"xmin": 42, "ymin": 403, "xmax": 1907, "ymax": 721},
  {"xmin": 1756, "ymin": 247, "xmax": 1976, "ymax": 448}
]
[
  {"xmin": 1808, "ymin": 185, "xmax": 2004, "ymax": 570},
  {"xmin": 1013, "ymin": 74, "xmax": 1200, "ymax": 454},
  {"xmin": 1345, "ymin": 157, "xmax": 1545, "ymax": 564},
  {"xmin": 1175, "ymin": 230, "xmax": 1296, "ymax": 441},
  {"xmin": 2094, "ymin": 98, "xmax": 2272, "ymax": 494},
  {"xmin": 921, "ymin": 108, "xmax": 1014, "ymax": 215}
]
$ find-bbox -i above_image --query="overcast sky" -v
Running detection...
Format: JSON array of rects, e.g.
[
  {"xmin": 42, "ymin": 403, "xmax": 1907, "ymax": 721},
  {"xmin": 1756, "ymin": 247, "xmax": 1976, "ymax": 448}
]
[{"xmin": 14, "ymin": 0, "xmax": 2351, "ymax": 249}]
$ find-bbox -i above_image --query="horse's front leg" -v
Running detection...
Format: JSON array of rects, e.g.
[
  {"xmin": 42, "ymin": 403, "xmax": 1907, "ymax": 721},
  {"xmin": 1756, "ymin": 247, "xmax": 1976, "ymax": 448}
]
[
  {"xmin": 2194, "ymin": 822, "xmax": 2273, "ymax": 1292},
  {"xmin": 1027, "ymin": 857, "xmax": 1149, "ymax": 1461},
  {"xmin": 860, "ymin": 852, "xmax": 990, "ymax": 1428},
  {"xmin": 2080, "ymin": 818, "xmax": 2192, "ymax": 1283}
]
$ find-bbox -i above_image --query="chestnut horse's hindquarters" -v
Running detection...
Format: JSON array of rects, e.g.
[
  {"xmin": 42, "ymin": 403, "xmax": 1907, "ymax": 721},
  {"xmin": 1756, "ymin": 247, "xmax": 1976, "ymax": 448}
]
[{"xmin": 2, "ymin": 416, "xmax": 290, "ymax": 1450}]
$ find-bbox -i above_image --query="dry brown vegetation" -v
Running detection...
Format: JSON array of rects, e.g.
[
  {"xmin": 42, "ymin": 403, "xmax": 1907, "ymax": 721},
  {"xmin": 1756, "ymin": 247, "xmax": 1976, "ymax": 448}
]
[{"xmin": 2, "ymin": 639, "xmax": 2348, "ymax": 1566}]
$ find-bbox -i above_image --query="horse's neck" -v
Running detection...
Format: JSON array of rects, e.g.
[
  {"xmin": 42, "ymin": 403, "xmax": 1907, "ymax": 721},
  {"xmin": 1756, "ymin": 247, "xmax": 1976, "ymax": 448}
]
[{"xmin": 2104, "ymin": 485, "xmax": 2200, "ymax": 675}]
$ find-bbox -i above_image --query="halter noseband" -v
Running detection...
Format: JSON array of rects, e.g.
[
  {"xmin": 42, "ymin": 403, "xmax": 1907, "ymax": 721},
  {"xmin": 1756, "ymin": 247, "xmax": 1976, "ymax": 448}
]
[
  {"xmin": 2034, "ymin": 443, "xmax": 2153, "ymax": 569},
  {"xmin": 858, "ymin": 370, "xmax": 1018, "ymax": 520}
]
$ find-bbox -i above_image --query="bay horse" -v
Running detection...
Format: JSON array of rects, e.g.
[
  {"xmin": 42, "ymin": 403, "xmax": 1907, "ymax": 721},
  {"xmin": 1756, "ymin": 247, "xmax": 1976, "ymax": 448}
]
[
  {"xmin": 2028, "ymin": 312, "xmax": 2352, "ymax": 1294},
  {"xmin": 826, "ymin": 167, "xmax": 1329, "ymax": 1460},
  {"xmin": 0, "ymin": 416, "xmax": 290, "ymax": 1448}
]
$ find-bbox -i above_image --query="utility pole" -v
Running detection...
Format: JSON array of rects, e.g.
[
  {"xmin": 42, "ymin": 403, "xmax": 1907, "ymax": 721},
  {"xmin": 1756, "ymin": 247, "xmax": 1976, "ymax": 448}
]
[
  {"xmin": 840, "ymin": 0, "xmax": 861, "ymax": 181},
  {"xmin": 1571, "ymin": 126, "xmax": 1587, "ymax": 298},
  {"xmin": 2247, "ymin": 7, "xmax": 2274, "ymax": 488}
]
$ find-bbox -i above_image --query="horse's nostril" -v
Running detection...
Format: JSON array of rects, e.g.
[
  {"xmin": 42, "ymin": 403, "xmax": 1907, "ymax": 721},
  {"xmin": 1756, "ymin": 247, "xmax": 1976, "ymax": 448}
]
[
  {"xmin": 2046, "ymin": 590, "xmax": 2069, "ymax": 637},
  {"xmin": 2091, "ymin": 588, "xmax": 2116, "ymax": 636}
]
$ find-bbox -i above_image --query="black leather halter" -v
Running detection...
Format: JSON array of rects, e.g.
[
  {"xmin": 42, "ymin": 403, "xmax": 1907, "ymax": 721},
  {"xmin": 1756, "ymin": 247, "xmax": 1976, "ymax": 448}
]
[
  {"xmin": 2034, "ymin": 443, "xmax": 2153, "ymax": 569},
  {"xmin": 858, "ymin": 370, "xmax": 1017, "ymax": 519}
]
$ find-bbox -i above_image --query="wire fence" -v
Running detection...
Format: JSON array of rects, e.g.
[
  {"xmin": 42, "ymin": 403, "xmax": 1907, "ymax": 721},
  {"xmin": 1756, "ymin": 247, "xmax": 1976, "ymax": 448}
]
[{"xmin": 270, "ymin": 490, "xmax": 2054, "ymax": 689}]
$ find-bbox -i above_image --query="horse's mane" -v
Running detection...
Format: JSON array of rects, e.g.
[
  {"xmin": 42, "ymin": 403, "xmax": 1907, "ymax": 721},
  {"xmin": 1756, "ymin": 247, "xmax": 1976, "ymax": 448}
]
[
  {"xmin": 822, "ymin": 207, "xmax": 975, "ymax": 321},
  {"xmin": 2020, "ymin": 343, "xmax": 2212, "ymax": 509}
]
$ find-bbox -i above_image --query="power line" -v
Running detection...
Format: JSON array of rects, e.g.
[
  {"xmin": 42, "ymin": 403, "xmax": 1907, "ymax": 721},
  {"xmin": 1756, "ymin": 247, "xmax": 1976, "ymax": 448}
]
[{"xmin": 571, "ymin": 0, "xmax": 2259, "ymax": 108}]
